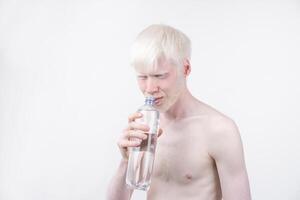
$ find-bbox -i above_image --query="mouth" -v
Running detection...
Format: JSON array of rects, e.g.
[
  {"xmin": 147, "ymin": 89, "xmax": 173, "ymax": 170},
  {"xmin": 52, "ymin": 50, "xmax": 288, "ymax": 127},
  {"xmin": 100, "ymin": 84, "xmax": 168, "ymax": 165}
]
[{"xmin": 154, "ymin": 97, "xmax": 163, "ymax": 105}]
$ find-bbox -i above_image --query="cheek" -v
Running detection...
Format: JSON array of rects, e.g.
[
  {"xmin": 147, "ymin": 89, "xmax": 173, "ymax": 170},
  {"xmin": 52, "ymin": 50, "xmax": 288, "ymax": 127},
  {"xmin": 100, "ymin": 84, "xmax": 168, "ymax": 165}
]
[
  {"xmin": 159, "ymin": 82, "xmax": 170, "ymax": 91},
  {"xmin": 160, "ymin": 76, "xmax": 178, "ymax": 90},
  {"xmin": 137, "ymin": 80, "xmax": 146, "ymax": 91}
]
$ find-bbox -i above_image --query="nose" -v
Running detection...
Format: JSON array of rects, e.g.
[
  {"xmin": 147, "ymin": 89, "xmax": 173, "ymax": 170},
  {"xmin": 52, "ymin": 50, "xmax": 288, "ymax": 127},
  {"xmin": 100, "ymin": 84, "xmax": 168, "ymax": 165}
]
[{"xmin": 145, "ymin": 78, "xmax": 159, "ymax": 95}]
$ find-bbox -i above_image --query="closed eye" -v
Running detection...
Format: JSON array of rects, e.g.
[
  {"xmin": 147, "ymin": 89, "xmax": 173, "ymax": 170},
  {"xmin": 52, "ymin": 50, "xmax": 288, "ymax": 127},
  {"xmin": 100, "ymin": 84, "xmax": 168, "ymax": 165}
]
[
  {"xmin": 137, "ymin": 75, "xmax": 147, "ymax": 80},
  {"xmin": 153, "ymin": 73, "xmax": 168, "ymax": 79}
]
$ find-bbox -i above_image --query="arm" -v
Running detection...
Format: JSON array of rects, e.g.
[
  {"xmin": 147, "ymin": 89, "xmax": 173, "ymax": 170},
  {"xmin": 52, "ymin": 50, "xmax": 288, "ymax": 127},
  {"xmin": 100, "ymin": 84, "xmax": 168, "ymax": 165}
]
[
  {"xmin": 209, "ymin": 118, "xmax": 251, "ymax": 200},
  {"xmin": 106, "ymin": 159, "xmax": 133, "ymax": 200},
  {"xmin": 106, "ymin": 112, "xmax": 142, "ymax": 200}
]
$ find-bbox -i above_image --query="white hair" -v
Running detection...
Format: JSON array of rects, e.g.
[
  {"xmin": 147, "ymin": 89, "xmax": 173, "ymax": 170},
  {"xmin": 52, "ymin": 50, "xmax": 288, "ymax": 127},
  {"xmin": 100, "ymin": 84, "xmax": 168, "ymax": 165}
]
[{"xmin": 130, "ymin": 24, "xmax": 191, "ymax": 72}]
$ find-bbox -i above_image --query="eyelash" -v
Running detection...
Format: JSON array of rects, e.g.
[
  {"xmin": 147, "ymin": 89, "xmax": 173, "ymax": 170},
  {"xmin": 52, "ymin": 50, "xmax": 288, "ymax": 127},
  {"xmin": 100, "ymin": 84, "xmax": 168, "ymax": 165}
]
[
  {"xmin": 138, "ymin": 75, "xmax": 167, "ymax": 80},
  {"xmin": 138, "ymin": 76, "xmax": 147, "ymax": 80},
  {"xmin": 155, "ymin": 74, "xmax": 167, "ymax": 79}
]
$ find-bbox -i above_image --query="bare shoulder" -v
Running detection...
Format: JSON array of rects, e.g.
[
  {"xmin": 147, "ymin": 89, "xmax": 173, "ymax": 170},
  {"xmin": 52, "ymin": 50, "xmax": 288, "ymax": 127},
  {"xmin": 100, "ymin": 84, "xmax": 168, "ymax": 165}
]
[
  {"xmin": 191, "ymin": 101, "xmax": 242, "ymax": 155},
  {"xmin": 195, "ymin": 101, "xmax": 238, "ymax": 133},
  {"xmin": 196, "ymin": 102, "xmax": 244, "ymax": 159},
  {"xmin": 192, "ymin": 100, "xmax": 238, "ymax": 131}
]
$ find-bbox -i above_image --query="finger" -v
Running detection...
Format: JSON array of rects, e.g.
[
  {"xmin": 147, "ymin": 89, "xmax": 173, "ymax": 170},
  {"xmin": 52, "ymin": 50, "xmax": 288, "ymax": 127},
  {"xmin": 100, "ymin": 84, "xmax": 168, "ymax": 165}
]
[
  {"xmin": 128, "ymin": 112, "xmax": 143, "ymax": 123},
  {"xmin": 127, "ymin": 130, "xmax": 148, "ymax": 140},
  {"xmin": 129, "ymin": 122, "xmax": 149, "ymax": 131},
  {"xmin": 118, "ymin": 139, "xmax": 142, "ymax": 148},
  {"xmin": 158, "ymin": 128, "xmax": 163, "ymax": 137}
]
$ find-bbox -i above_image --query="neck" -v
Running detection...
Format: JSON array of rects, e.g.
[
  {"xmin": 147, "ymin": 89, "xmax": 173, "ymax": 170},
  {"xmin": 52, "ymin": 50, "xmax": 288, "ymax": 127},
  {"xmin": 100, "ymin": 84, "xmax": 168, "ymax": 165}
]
[{"xmin": 161, "ymin": 89, "xmax": 197, "ymax": 121}]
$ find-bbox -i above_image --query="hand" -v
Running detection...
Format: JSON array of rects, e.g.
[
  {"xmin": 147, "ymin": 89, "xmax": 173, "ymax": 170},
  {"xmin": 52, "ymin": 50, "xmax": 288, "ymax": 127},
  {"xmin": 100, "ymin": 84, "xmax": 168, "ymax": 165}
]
[{"xmin": 117, "ymin": 112, "xmax": 163, "ymax": 160}]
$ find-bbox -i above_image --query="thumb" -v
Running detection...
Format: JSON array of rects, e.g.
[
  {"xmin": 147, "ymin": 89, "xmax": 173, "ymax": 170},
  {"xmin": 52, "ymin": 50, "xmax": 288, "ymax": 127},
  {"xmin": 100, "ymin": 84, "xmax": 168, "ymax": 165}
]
[{"xmin": 158, "ymin": 128, "xmax": 163, "ymax": 137}]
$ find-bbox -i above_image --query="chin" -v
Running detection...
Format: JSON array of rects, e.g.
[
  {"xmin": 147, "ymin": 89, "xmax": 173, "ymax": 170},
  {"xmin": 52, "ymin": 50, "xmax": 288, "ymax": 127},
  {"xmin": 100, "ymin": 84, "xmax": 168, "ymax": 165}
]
[
  {"xmin": 155, "ymin": 94, "xmax": 180, "ymax": 113},
  {"xmin": 155, "ymin": 102, "xmax": 173, "ymax": 113}
]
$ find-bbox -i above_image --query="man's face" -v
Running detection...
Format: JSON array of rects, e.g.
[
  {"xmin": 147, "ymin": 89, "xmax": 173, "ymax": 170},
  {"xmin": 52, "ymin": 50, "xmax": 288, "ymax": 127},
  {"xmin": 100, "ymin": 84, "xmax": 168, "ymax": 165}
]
[{"xmin": 135, "ymin": 59, "xmax": 185, "ymax": 112}]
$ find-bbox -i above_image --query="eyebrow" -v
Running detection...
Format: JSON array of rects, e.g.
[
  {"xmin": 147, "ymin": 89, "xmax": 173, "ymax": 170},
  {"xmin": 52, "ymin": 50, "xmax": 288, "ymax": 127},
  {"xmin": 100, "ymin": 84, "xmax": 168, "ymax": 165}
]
[
  {"xmin": 153, "ymin": 72, "xmax": 168, "ymax": 77},
  {"xmin": 137, "ymin": 72, "xmax": 168, "ymax": 76}
]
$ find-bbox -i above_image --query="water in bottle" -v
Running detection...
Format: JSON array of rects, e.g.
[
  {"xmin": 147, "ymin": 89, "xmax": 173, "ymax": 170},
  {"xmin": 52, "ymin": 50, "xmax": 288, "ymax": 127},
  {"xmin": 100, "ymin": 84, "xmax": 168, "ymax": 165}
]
[{"xmin": 126, "ymin": 96, "xmax": 160, "ymax": 191}]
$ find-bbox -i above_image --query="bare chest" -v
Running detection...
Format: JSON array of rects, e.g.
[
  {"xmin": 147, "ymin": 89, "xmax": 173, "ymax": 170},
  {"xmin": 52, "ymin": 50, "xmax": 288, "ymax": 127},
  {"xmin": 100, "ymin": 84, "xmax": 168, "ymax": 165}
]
[{"xmin": 152, "ymin": 121, "xmax": 215, "ymax": 184}]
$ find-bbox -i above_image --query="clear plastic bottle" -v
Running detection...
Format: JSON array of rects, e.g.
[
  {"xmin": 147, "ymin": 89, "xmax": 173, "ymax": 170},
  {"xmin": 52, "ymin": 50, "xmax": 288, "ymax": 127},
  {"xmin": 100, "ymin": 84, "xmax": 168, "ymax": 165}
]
[{"xmin": 126, "ymin": 96, "xmax": 160, "ymax": 191}]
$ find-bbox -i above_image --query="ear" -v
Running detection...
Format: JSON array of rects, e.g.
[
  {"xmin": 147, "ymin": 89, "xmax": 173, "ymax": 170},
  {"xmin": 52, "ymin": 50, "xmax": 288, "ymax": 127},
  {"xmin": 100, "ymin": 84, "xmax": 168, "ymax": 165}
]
[{"xmin": 183, "ymin": 59, "xmax": 191, "ymax": 76}]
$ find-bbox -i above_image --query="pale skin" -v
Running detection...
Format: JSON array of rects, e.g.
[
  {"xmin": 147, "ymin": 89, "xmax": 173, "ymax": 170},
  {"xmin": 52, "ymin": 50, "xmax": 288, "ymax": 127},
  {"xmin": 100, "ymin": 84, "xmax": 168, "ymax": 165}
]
[{"xmin": 107, "ymin": 59, "xmax": 251, "ymax": 200}]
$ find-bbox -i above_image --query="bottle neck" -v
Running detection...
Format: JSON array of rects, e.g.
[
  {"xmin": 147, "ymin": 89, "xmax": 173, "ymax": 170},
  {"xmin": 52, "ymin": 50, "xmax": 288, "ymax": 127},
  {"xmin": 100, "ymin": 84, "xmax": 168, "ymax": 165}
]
[{"xmin": 144, "ymin": 97, "xmax": 155, "ymax": 106}]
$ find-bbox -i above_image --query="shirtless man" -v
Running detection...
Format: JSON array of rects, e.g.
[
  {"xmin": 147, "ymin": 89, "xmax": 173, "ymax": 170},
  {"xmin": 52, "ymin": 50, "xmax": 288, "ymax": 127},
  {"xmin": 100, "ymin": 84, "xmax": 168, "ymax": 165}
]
[{"xmin": 107, "ymin": 24, "xmax": 251, "ymax": 200}]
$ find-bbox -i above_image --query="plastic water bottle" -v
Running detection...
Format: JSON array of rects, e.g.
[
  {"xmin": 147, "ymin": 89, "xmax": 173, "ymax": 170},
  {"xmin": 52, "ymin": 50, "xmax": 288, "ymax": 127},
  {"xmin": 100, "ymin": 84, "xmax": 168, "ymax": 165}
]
[{"xmin": 126, "ymin": 96, "xmax": 160, "ymax": 191}]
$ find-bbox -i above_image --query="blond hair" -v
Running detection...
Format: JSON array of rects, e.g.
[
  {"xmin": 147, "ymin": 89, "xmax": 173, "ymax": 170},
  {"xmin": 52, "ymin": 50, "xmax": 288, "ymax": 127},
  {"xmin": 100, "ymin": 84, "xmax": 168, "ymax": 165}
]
[{"xmin": 130, "ymin": 24, "xmax": 191, "ymax": 72}]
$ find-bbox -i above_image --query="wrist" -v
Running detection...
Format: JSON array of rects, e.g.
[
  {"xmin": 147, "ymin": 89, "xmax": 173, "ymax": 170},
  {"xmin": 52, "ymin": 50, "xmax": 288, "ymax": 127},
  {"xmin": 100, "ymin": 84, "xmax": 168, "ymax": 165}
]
[{"xmin": 120, "ymin": 158, "xmax": 129, "ymax": 164}]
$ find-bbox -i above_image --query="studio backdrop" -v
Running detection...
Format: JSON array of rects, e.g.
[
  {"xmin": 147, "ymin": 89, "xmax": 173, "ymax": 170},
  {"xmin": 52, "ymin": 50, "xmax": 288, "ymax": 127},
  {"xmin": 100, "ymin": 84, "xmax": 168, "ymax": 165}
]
[{"xmin": 0, "ymin": 0, "xmax": 299, "ymax": 199}]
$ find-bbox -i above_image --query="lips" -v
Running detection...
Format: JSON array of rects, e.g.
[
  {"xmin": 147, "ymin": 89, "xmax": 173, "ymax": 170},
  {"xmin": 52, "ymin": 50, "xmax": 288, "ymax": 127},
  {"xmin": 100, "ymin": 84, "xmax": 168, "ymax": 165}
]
[
  {"xmin": 154, "ymin": 97, "xmax": 163, "ymax": 105},
  {"xmin": 154, "ymin": 96, "xmax": 163, "ymax": 101}
]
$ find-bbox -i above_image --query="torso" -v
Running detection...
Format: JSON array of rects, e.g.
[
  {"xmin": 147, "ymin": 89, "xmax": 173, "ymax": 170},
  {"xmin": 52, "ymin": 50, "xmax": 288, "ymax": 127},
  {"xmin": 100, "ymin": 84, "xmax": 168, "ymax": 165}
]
[{"xmin": 147, "ymin": 103, "xmax": 223, "ymax": 200}]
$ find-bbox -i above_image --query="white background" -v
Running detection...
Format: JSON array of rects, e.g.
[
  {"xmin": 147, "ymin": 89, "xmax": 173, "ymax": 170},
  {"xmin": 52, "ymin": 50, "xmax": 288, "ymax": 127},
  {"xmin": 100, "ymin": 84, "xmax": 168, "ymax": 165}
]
[{"xmin": 1, "ymin": 0, "xmax": 300, "ymax": 199}]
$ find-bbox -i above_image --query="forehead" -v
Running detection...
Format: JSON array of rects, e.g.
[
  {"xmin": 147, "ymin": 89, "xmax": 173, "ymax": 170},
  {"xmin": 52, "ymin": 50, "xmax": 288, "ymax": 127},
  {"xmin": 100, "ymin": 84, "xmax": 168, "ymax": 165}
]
[{"xmin": 134, "ymin": 58, "xmax": 177, "ymax": 75}]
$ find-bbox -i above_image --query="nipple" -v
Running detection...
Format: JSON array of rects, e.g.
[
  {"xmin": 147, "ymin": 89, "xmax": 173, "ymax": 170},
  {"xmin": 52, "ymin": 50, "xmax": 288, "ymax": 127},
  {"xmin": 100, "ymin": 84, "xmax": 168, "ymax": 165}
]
[{"xmin": 185, "ymin": 174, "xmax": 193, "ymax": 180}]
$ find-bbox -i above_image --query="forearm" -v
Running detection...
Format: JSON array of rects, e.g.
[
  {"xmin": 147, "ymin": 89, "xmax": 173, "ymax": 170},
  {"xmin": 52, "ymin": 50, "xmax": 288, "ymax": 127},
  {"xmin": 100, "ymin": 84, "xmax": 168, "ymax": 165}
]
[{"xmin": 106, "ymin": 159, "xmax": 133, "ymax": 200}]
